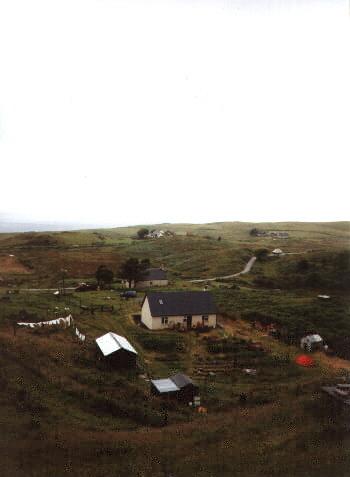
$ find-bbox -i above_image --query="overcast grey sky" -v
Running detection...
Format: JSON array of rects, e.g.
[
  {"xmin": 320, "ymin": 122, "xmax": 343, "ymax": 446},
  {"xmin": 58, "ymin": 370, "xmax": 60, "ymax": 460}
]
[{"xmin": 0, "ymin": 0, "xmax": 349, "ymax": 227}]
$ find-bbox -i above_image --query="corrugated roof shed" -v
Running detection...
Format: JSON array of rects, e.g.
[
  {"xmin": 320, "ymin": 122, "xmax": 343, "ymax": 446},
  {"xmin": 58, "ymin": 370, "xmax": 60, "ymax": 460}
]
[
  {"xmin": 96, "ymin": 332, "xmax": 137, "ymax": 356},
  {"xmin": 145, "ymin": 291, "xmax": 217, "ymax": 317}
]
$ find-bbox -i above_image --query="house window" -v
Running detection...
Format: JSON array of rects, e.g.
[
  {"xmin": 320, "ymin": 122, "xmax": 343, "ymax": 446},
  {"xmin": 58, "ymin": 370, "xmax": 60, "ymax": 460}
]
[
  {"xmin": 202, "ymin": 315, "xmax": 209, "ymax": 321},
  {"xmin": 161, "ymin": 316, "xmax": 168, "ymax": 324}
]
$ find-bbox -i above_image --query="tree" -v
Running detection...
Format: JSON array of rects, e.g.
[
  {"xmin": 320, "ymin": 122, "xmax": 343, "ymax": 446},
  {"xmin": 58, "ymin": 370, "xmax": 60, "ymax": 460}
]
[
  {"xmin": 296, "ymin": 259, "xmax": 309, "ymax": 273},
  {"xmin": 95, "ymin": 265, "xmax": 114, "ymax": 288},
  {"xmin": 119, "ymin": 258, "xmax": 149, "ymax": 288},
  {"xmin": 250, "ymin": 228, "xmax": 259, "ymax": 236},
  {"xmin": 255, "ymin": 248, "xmax": 269, "ymax": 261},
  {"xmin": 137, "ymin": 228, "xmax": 149, "ymax": 239}
]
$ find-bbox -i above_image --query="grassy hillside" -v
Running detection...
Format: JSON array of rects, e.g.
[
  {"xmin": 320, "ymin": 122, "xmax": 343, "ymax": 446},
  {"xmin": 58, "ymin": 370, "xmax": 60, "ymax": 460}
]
[{"xmin": 0, "ymin": 221, "xmax": 349, "ymax": 476}]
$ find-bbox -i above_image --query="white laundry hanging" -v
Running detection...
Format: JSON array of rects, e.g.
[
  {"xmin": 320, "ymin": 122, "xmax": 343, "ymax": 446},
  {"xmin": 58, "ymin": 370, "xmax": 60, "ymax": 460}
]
[{"xmin": 17, "ymin": 314, "xmax": 73, "ymax": 328}]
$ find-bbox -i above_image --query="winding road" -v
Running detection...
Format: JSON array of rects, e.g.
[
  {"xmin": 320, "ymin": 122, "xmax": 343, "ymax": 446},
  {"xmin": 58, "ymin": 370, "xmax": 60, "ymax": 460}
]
[{"xmin": 189, "ymin": 256, "xmax": 256, "ymax": 283}]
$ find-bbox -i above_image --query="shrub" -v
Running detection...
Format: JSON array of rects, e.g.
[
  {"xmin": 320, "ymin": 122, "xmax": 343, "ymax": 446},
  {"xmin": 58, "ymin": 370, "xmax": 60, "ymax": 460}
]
[{"xmin": 137, "ymin": 334, "xmax": 185, "ymax": 353}]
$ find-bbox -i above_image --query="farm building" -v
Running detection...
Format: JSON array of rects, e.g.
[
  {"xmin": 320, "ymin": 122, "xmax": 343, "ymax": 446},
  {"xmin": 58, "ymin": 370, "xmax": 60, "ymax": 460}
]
[
  {"xmin": 122, "ymin": 268, "xmax": 168, "ymax": 289},
  {"xmin": 135, "ymin": 268, "xmax": 168, "ymax": 288},
  {"xmin": 300, "ymin": 334, "xmax": 324, "ymax": 352},
  {"xmin": 95, "ymin": 332, "xmax": 138, "ymax": 368},
  {"xmin": 270, "ymin": 231, "xmax": 289, "ymax": 238},
  {"xmin": 146, "ymin": 230, "xmax": 175, "ymax": 239},
  {"xmin": 151, "ymin": 373, "xmax": 199, "ymax": 404},
  {"xmin": 141, "ymin": 291, "xmax": 217, "ymax": 330}
]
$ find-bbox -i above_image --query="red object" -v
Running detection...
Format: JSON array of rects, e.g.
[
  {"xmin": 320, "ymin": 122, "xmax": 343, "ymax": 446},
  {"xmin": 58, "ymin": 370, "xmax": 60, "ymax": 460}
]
[{"xmin": 295, "ymin": 355, "xmax": 314, "ymax": 367}]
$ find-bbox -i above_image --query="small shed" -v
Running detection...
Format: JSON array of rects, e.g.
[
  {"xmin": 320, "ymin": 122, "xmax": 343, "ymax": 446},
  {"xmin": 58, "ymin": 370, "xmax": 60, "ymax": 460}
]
[
  {"xmin": 300, "ymin": 334, "xmax": 324, "ymax": 352},
  {"xmin": 96, "ymin": 332, "xmax": 138, "ymax": 368},
  {"xmin": 151, "ymin": 373, "xmax": 199, "ymax": 404}
]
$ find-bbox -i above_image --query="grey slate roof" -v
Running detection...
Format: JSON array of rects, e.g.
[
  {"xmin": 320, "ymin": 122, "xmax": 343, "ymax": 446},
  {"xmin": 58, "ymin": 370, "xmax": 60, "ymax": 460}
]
[
  {"xmin": 138, "ymin": 268, "xmax": 167, "ymax": 281},
  {"xmin": 144, "ymin": 291, "xmax": 217, "ymax": 317},
  {"xmin": 171, "ymin": 373, "xmax": 195, "ymax": 389}
]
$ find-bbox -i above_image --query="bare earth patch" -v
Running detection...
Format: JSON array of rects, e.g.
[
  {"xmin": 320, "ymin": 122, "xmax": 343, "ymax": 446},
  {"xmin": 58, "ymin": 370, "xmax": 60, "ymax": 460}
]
[{"xmin": 0, "ymin": 255, "xmax": 32, "ymax": 274}]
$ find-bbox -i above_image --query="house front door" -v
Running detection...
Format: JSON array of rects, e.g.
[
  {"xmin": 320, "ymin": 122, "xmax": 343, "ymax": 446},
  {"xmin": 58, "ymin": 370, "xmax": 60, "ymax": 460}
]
[{"xmin": 186, "ymin": 315, "xmax": 192, "ymax": 329}]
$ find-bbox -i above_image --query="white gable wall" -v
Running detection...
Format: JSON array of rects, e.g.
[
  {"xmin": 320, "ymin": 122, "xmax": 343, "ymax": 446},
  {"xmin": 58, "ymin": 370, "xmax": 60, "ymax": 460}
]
[
  {"xmin": 141, "ymin": 297, "xmax": 154, "ymax": 329},
  {"xmin": 136, "ymin": 279, "xmax": 168, "ymax": 289}
]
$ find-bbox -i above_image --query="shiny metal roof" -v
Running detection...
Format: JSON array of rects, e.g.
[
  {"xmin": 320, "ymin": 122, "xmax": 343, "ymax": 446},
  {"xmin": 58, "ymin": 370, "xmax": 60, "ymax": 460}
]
[
  {"xmin": 95, "ymin": 332, "xmax": 137, "ymax": 356},
  {"xmin": 151, "ymin": 378, "xmax": 179, "ymax": 393}
]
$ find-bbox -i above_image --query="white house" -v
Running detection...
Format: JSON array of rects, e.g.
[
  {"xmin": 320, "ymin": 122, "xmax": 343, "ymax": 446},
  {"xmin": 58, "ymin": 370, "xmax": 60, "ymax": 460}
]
[{"xmin": 141, "ymin": 291, "xmax": 217, "ymax": 330}]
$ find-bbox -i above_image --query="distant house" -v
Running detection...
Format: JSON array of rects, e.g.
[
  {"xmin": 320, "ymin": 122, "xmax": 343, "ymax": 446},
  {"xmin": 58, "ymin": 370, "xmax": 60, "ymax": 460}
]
[
  {"xmin": 151, "ymin": 373, "xmax": 199, "ymax": 403},
  {"xmin": 147, "ymin": 230, "xmax": 165, "ymax": 239},
  {"xmin": 136, "ymin": 268, "xmax": 168, "ymax": 289},
  {"xmin": 300, "ymin": 334, "xmax": 324, "ymax": 352},
  {"xmin": 269, "ymin": 231, "xmax": 289, "ymax": 238},
  {"xmin": 141, "ymin": 291, "xmax": 217, "ymax": 330},
  {"xmin": 95, "ymin": 332, "xmax": 137, "ymax": 368},
  {"xmin": 122, "ymin": 268, "xmax": 168, "ymax": 289},
  {"xmin": 272, "ymin": 248, "xmax": 283, "ymax": 256},
  {"xmin": 146, "ymin": 230, "xmax": 175, "ymax": 239}
]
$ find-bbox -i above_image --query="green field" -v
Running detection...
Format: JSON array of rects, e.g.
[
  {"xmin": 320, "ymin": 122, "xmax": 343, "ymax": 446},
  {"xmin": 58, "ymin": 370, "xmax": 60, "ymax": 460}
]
[{"xmin": 0, "ymin": 221, "xmax": 349, "ymax": 476}]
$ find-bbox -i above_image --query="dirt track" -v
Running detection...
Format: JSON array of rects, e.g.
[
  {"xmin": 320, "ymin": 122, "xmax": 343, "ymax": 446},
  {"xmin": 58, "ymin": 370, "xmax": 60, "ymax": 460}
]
[{"xmin": 189, "ymin": 256, "xmax": 256, "ymax": 283}]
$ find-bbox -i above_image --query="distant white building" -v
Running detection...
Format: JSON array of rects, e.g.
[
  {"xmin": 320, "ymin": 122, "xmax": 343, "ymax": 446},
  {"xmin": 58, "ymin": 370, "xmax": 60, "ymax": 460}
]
[
  {"xmin": 146, "ymin": 229, "xmax": 175, "ymax": 239},
  {"xmin": 272, "ymin": 248, "xmax": 283, "ymax": 256},
  {"xmin": 147, "ymin": 230, "xmax": 165, "ymax": 239}
]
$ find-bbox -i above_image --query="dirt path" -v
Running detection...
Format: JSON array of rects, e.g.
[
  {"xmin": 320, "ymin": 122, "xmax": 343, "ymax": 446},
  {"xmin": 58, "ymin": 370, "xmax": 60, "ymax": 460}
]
[{"xmin": 189, "ymin": 256, "xmax": 256, "ymax": 283}]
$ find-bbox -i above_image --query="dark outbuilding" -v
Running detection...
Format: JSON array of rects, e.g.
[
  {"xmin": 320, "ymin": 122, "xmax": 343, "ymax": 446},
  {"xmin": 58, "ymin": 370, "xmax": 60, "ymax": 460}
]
[{"xmin": 151, "ymin": 373, "xmax": 199, "ymax": 403}]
